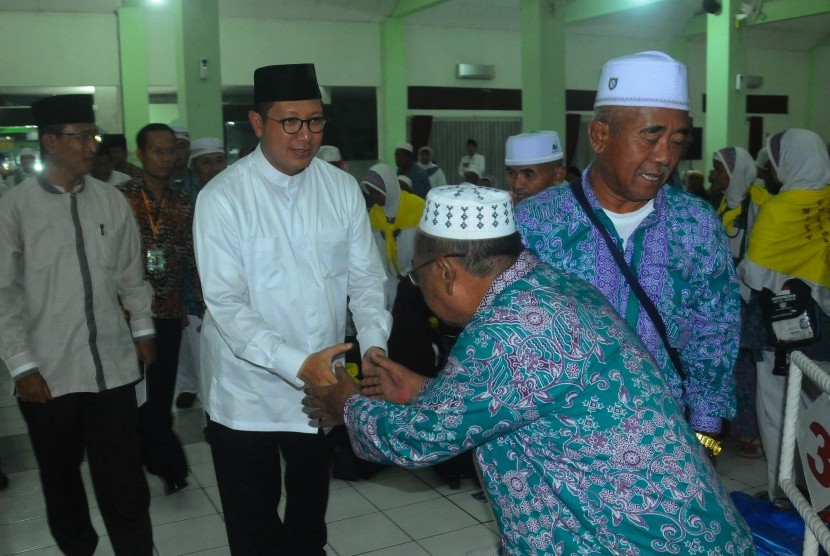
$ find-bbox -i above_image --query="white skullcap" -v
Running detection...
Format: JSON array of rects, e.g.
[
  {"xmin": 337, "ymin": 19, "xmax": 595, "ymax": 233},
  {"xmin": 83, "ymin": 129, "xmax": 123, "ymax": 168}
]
[
  {"xmin": 316, "ymin": 145, "xmax": 342, "ymax": 162},
  {"xmin": 418, "ymin": 146, "xmax": 432, "ymax": 154},
  {"xmin": 463, "ymin": 167, "xmax": 482, "ymax": 179},
  {"xmin": 396, "ymin": 142, "xmax": 413, "ymax": 153},
  {"xmin": 420, "ymin": 184, "xmax": 515, "ymax": 240},
  {"xmin": 189, "ymin": 137, "xmax": 224, "ymax": 162},
  {"xmin": 594, "ymin": 51, "xmax": 689, "ymax": 112},
  {"xmin": 397, "ymin": 175, "xmax": 413, "ymax": 188},
  {"xmin": 171, "ymin": 124, "xmax": 190, "ymax": 141},
  {"xmin": 755, "ymin": 147, "xmax": 770, "ymax": 169},
  {"xmin": 19, "ymin": 148, "xmax": 36, "ymax": 158},
  {"xmin": 505, "ymin": 130, "xmax": 563, "ymax": 165}
]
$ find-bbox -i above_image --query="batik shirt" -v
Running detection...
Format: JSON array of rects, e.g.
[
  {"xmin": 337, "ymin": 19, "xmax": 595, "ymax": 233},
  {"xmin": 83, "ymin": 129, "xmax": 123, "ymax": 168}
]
[
  {"xmin": 345, "ymin": 252, "xmax": 753, "ymax": 555},
  {"xmin": 515, "ymin": 172, "xmax": 740, "ymax": 433},
  {"xmin": 118, "ymin": 178, "xmax": 200, "ymax": 320}
]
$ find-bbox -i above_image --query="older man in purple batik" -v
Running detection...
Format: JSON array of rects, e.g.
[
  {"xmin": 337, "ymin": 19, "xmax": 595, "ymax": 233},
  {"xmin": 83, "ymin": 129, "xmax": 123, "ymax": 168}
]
[{"xmin": 516, "ymin": 52, "xmax": 739, "ymax": 456}]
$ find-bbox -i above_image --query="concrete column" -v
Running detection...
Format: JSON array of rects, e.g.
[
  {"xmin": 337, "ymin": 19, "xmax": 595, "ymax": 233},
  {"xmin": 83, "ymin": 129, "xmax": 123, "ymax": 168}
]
[
  {"xmin": 174, "ymin": 0, "xmax": 223, "ymax": 140},
  {"xmin": 116, "ymin": 5, "xmax": 150, "ymax": 155},
  {"xmin": 520, "ymin": 0, "xmax": 565, "ymax": 134},
  {"xmin": 704, "ymin": 0, "xmax": 748, "ymax": 172},
  {"xmin": 380, "ymin": 17, "xmax": 407, "ymax": 164}
]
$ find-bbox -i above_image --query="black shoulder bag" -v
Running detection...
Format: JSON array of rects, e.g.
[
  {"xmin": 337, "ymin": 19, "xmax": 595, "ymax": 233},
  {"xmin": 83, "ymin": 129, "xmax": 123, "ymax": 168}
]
[{"xmin": 571, "ymin": 180, "xmax": 687, "ymax": 384}]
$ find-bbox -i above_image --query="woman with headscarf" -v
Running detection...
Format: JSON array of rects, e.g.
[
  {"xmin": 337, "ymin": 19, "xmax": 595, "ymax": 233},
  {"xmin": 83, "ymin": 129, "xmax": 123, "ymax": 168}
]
[
  {"xmin": 359, "ymin": 163, "xmax": 436, "ymax": 375},
  {"xmin": 738, "ymin": 128, "xmax": 830, "ymax": 501},
  {"xmin": 712, "ymin": 146, "xmax": 766, "ymax": 458},
  {"xmin": 416, "ymin": 146, "xmax": 447, "ymax": 189}
]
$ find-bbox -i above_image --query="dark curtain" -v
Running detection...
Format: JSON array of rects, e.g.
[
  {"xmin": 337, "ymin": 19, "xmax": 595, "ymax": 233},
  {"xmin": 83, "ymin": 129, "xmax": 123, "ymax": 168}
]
[
  {"xmin": 410, "ymin": 115, "xmax": 433, "ymax": 153},
  {"xmin": 565, "ymin": 113, "xmax": 581, "ymax": 167}
]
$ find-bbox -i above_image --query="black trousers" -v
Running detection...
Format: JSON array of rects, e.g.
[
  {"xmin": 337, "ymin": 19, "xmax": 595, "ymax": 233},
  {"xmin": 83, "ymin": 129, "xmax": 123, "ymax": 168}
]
[
  {"xmin": 138, "ymin": 317, "xmax": 188, "ymax": 481},
  {"xmin": 18, "ymin": 383, "xmax": 152, "ymax": 556},
  {"xmin": 207, "ymin": 419, "xmax": 334, "ymax": 555}
]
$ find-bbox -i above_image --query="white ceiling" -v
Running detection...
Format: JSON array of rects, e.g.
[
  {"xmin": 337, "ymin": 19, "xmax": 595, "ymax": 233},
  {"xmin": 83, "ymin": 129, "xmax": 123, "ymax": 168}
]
[{"xmin": 0, "ymin": 0, "xmax": 827, "ymax": 51}]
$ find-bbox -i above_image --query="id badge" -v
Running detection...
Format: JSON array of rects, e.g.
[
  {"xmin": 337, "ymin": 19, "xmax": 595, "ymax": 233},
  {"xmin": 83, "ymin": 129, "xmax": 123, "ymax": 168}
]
[{"xmin": 146, "ymin": 248, "xmax": 166, "ymax": 273}]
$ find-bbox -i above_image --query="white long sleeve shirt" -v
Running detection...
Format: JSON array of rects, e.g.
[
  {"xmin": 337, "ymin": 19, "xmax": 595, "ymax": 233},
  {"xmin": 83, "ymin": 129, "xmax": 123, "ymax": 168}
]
[
  {"xmin": 193, "ymin": 146, "xmax": 391, "ymax": 432},
  {"xmin": 0, "ymin": 176, "xmax": 154, "ymax": 397}
]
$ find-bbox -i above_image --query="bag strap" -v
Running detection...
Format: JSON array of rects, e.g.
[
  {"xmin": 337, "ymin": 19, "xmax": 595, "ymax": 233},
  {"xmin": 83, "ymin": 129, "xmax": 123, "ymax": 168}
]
[{"xmin": 571, "ymin": 179, "xmax": 687, "ymax": 383}]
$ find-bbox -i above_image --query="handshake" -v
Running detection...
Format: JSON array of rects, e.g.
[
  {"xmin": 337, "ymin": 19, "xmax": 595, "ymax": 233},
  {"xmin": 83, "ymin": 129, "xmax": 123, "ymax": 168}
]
[{"xmin": 299, "ymin": 344, "xmax": 428, "ymax": 427}]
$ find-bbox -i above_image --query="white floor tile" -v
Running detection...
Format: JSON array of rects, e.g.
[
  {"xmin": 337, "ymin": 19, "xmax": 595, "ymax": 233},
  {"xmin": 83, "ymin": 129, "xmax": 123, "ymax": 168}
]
[
  {"xmin": 325, "ymin": 485, "xmax": 377, "ymax": 523},
  {"xmin": 0, "ymin": 469, "xmax": 42, "ymax": 496},
  {"xmin": 203, "ymin": 486, "xmax": 222, "ymax": 513},
  {"xmin": 0, "ymin": 516, "xmax": 58, "ymax": 554},
  {"xmin": 0, "ymin": 486, "xmax": 46, "ymax": 524},
  {"xmin": 717, "ymin": 454, "xmax": 769, "ymax": 488},
  {"xmin": 326, "ymin": 512, "xmax": 410, "ymax": 555},
  {"xmin": 416, "ymin": 524, "xmax": 500, "ymax": 556},
  {"xmin": 177, "ymin": 546, "xmax": 230, "ymax": 556},
  {"xmin": 414, "ymin": 469, "xmax": 480, "ymax": 496},
  {"xmin": 189, "ymin": 462, "xmax": 217, "ymax": 488},
  {"xmin": 361, "ymin": 541, "xmax": 430, "ymax": 556},
  {"xmin": 383, "ymin": 497, "xmax": 478, "ymax": 540},
  {"xmin": 153, "ymin": 514, "xmax": 228, "ymax": 556},
  {"xmin": 353, "ymin": 473, "xmax": 440, "ymax": 510},
  {"xmin": 0, "ymin": 406, "xmax": 26, "ymax": 437},
  {"xmin": 183, "ymin": 442, "xmax": 213, "ymax": 466},
  {"xmin": 150, "ymin": 488, "xmax": 217, "ymax": 526},
  {"xmin": 446, "ymin": 490, "xmax": 496, "ymax": 524}
]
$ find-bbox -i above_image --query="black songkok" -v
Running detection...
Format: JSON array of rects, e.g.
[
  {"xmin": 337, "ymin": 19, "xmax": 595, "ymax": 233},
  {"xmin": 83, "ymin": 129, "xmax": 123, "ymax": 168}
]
[
  {"xmin": 102, "ymin": 134, "xmax": 128, "ymax": 150},
  {"xmin": 254, "ymin": 64, "xmax": 321, "ymax": 104},
  {"xmin": 32, "ymin": 94, "xmax": 95, "ymax": 128}
]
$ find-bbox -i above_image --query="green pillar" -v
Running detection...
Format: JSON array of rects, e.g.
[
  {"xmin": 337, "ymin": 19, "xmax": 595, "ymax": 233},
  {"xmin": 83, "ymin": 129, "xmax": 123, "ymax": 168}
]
[
  {"xmin": 704, "ymin": 0, "xmax": 747, "ymax": 172},
  {"xmin": 117, "ymin": 5, "xmax": 149, "ymax": 157},
  {"xmin": 520, "ymin": 0, "xmax": 565, "ymax": 134},
  {"xmin": 380, "ymin": 18, "xmax": 407, "ymax": 164},
  {"xmin": 174, "ymin": 0, "xmax": 223, "ymax": 140}
]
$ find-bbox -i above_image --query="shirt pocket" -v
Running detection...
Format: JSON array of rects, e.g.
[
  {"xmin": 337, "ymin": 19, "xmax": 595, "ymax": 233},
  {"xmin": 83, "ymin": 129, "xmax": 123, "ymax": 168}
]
[
  {"xmin": 241, "ymin": 237, "xmax": 284, "ymax": 291},
  {"xmin": 315, "ymin": 228, "xmax": 349, "ymax": 280},
  {"xmin": 85, "ymin": 223, "xmax": 118, "ymax": 271}
]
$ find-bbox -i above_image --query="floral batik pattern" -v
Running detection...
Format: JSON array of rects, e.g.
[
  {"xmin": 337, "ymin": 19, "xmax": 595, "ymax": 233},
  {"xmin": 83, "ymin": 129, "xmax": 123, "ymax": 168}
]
[
  {"xmin": 345, "ymin": 252, "xmax": 754, "ymax": 555},
  {"xmin": 515, "ymin": 170, "xmax": 740, "ymax": 433}
]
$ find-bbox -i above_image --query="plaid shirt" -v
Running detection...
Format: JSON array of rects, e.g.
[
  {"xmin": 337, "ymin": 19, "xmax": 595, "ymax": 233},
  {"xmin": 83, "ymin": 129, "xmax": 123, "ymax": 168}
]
[{"xmin": 118, "ymin": 177, "xmax": 201, "ymax": 320}]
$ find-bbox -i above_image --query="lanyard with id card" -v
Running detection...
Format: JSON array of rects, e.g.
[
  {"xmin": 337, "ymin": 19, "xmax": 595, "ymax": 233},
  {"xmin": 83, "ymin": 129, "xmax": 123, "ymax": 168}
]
[{"xmin": 141, "ymin": 190, "xmax": 167, "ymax": 273}]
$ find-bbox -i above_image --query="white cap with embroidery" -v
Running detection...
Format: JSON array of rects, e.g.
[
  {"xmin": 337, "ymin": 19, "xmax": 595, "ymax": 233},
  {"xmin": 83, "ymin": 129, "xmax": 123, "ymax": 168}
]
[
  {"xmin": 505, "ymin": 130, "xmax": 563, "ymax": 165},
  {"xmin": 420, "ymin": 185, "xmax": 515, "ymax": 240},
  {"xmin": 594, "ymin": 51, "xmax": 689, "ymax": 112}
]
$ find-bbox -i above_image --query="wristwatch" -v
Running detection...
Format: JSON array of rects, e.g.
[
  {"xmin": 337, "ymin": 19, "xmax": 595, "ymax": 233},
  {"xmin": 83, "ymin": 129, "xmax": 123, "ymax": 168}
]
[{"xmin": 695, "ymin": 432, "xmax": 723, "ymax": 456}]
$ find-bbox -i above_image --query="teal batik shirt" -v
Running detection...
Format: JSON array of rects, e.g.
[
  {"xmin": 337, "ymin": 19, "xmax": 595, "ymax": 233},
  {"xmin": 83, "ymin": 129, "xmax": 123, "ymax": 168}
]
[
  {"xmin": 516, "ymin": 174, "xmax": 740, "ymax": 433},
  {"xmin": 345, "ymin": 252, "xmax": 754, "ymax": 555}
]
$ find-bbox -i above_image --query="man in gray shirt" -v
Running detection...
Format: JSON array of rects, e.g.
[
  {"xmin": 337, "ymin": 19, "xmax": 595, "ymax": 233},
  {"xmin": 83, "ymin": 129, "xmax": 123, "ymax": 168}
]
[{"xmin": 0, "ymin": 94, "xmax": 155, "ymax": 555}]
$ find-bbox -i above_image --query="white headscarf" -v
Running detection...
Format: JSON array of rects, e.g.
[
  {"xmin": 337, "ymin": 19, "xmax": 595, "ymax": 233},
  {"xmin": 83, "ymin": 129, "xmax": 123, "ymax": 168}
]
[
  {"xmin": 768, "ymin": 128, "xmax": 830, "ymax": 192},
  {"xmin": 713, "ymin": 146, "xmax": 757, "ymax": 209},
  {"xmin": 360, "ymin": 163, "xmax": 401, "ymax": 219}
]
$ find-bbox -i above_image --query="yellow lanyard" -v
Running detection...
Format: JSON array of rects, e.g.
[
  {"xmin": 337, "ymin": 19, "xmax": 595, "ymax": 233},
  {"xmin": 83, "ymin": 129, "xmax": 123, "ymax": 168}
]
[{"xmin": 140, "ymin": 189, "xmax": 166, "ymax": 238}]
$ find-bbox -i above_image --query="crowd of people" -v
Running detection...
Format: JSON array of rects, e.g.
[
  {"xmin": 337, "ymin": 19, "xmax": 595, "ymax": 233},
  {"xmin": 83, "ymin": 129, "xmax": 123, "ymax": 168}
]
[{"xmin": 0, "ymin": 48, "xmax": 828, "ymax": 555}]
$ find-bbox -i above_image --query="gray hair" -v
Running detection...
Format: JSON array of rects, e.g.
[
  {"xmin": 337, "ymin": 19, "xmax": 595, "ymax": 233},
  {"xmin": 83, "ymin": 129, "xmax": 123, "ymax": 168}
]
[
  {"xmin": 592, "ymin": 105, "xmax": 624, "ymax": 135},
  {"xmin": 415, "ymin": 231, "xmax": 523, "ymax": 278}
]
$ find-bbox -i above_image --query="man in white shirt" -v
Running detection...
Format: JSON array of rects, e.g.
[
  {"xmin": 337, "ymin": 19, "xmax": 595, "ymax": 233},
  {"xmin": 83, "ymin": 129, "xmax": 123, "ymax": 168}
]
[
  {"xmin": 193, "ymin": 63, "xmax": 391, "ymax": 555},
  {"xmin": 457, "ymin": 138, "xmax": 485, "ymax": 178}
]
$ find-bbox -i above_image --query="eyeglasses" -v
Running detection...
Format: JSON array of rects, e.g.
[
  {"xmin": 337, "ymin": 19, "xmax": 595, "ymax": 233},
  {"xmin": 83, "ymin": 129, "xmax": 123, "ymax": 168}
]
[
  {"xmin": 264, "ymin": 117, "xmax": 327, "ymax": 135},
  {"xmin": 408, "ymin": 254, "xmax": 466, "ymax": 287},
  {"xmin": 57, "ymin": 131, "xmax": 102, "ymax": 144}
]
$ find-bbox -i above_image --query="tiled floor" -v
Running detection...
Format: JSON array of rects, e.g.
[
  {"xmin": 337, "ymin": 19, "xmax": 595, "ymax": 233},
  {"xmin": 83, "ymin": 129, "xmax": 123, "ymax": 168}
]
[{"xmin": 0, "ymin": 368, "xmax": 769, "ymax": 556}]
